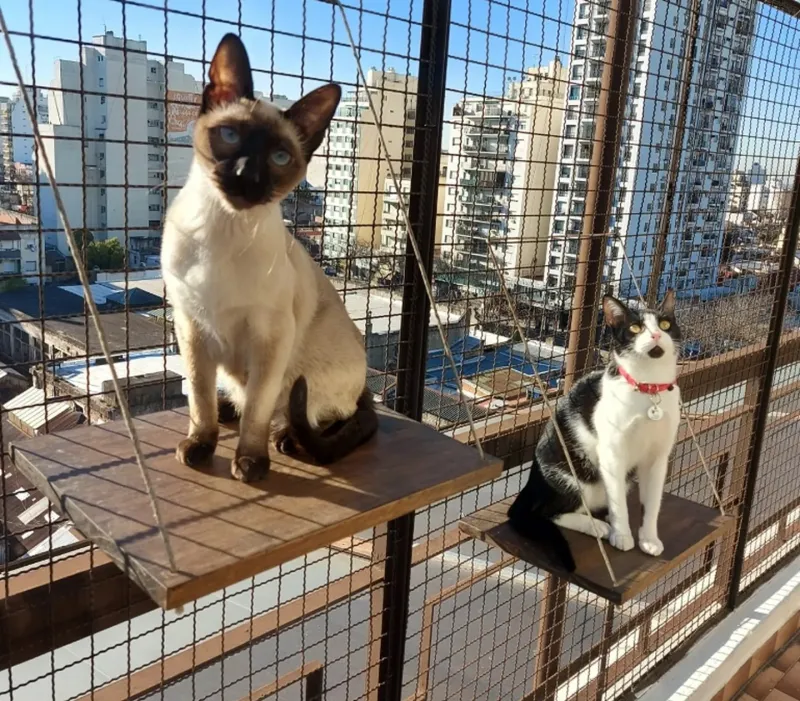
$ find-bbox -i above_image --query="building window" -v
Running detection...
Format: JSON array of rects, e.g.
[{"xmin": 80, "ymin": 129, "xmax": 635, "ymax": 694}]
[
  {"xmin": 150, "ymin": 66, "xmax": 157, "ymax": 74},
  {"xmin": 149, "ymin": 204, "xmax": 161, "ymax": 212},
  {"xmin": 100, "ymin": 96, "xmax": 105, "ymax": 104},
  {"xmin": 24, "ymin": 261, "xmax": 36, "ymax": 272},
  {"xmin": 100, "ymin": 205, "xmax": 106, "ymax": 213},
  {"xmin": 568, "ymin": 85, "xmax": 581, "ymax": 101}
]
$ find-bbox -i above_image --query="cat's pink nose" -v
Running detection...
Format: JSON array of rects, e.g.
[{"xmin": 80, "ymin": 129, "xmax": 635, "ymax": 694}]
[{"xmin": 651, "ymin": 331, "xmax": 662, "ymax": 342}]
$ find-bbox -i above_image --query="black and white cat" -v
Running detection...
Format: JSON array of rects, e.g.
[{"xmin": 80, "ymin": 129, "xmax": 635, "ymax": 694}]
[{"xmin": 508, "ymin": 291, "xmax": 682, "ymax": 572}]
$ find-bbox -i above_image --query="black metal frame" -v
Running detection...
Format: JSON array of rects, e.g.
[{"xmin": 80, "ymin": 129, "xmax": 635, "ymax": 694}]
[{"xmin": 378, "ymin": 1, "xmax": 452, "ymax": 699}]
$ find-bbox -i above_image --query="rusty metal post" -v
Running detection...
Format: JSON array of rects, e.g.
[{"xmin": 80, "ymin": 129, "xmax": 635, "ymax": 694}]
[
  {"xmin": 564, "ymin": 0, "xmax": 638, "ymax": 389},
  {"xmin": 646, "ymin": 0, "xmax": 703, "ymax": 307}
]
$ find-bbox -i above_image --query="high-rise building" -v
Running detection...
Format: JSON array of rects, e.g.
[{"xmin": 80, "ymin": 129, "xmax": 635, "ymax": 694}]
[
  {"xmin": 0, "ymin": 88, "xmax": 48, "ymax": 169},
  {"xmin": 38, "ymin": 32, "xmax": 201, "ymax": 261},
  {"xmin": 0, "ymin": 90, "xmax": 48, "ymax": 212},
  {"xmin": 322, "ymin": 69, "xmax": 417, "ymax": 261},
  {"xmin": 749, "ymin": 161, "xmax": 767, "ymax": 186},
  {"xmin": 544, "ymin": 0, "xmax": 756, "ymax": 307},
  {"xmin": 0, "ymin": 97, "xmax": 11, "ymax": 208},
  {"xmin": 378, "ymin": 155, "xmax": 449, "ymax": 260},
  {"xmin": 440, "ymin": 58, "xmax": 566, "ymax": 282}
]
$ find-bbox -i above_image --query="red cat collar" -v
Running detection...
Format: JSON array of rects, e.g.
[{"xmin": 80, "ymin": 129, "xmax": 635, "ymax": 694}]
[{"xmin": 617, "ymin": 366, "xmax": 676, "ymax": 394}]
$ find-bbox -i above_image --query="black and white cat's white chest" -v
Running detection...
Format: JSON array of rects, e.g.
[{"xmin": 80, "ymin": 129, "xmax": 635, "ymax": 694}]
[
  {"xmin": 562, "ymin": 363, "xmax": 680, "ymax": 456},
  {"xmin": 590, "ymin": 365, "xmax": 681, "ymax": 466}
]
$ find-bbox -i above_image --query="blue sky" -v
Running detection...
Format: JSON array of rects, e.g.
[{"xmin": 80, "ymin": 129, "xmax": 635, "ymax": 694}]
[
  {"xmin": 0, "ymin": 0, "xmax": 572, "ymax": 129},
  {"xmin": 0, "ymin": 0, "xmax": 798, "ymax": 180}
]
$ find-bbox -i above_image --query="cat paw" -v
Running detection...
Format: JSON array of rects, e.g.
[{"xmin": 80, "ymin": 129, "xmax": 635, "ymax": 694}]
[
  {"xmin": 638, "ymin": 530, "xmax": 664, "ymax": 557},
  {"xmin": 231, "ymin": 454, "xmax": 271, "ymax": 483},
  {"xmin": 593, "ymin": 520, "xmax": 612, "ymax": 540},
  {"xmin": 609, "ymin": 529, "xmax": 635, "ymax": 552},
  {"xmin": 176, "ymin": 436, "xmax": 217, "ymax": 467}
]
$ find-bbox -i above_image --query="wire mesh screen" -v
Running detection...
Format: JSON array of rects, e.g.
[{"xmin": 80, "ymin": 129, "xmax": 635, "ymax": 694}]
[{"xmin": 0, "ymin": 0, "xmax": 799, "ymax": 700}]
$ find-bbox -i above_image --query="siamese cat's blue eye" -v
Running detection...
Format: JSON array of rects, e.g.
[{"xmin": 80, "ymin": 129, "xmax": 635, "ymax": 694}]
[
  {"xmin": 219, "ymin": 126, "xmax": 240, "ymax": 144},
  {"xmin": 270, "ymin": 150, "xmax": 291, "ymax": 166}
]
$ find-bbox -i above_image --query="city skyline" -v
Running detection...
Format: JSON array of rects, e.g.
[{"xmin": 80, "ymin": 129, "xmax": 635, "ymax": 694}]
[{"xmin": 0, "ymin": 2, "xmax": 797, "ymax": 296}]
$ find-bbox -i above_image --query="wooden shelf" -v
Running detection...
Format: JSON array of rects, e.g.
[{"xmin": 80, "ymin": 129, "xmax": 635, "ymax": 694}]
[
  {"xmin": 459, "ymin": 492, "xmax": 734, "ymax": 604},
  {"xmin": 10, "ymin": 407, "xmax": 501, "ymax": 610}
]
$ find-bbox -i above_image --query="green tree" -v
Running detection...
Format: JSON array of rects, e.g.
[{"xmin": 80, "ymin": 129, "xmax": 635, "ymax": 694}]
[
  {"xmin": 0, "ymin": 277, "xmax": 27, "ymax": 293},
  {"xmin": 87, "ymin": 238, "xmax": 125, "ymax": 271},
  {"xmin": 72, "ymin": 228, "xmax": 94, "ymax": 264}
]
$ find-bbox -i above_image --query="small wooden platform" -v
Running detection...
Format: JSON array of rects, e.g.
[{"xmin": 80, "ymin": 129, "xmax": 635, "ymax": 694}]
[
  {"xmin": 459, "ymin": 493, "xmax": 734, "ymax": 604},
  {"xmin": 10, "ymin": 407, "xmax": 501, "ymax": 610}
]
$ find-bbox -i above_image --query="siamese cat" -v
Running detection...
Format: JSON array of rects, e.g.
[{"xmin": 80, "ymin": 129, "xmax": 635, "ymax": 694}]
[
  {"xmin": 162, "ymin": 34, "xmax": 377, "ymax": 482},
  {"xmin": 508, "ymin": 292, "xmax": 681, "ymax": 571}
]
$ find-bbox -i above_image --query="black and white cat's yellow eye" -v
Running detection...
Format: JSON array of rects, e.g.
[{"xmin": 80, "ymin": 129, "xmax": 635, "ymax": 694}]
[
  {"xmin": 219, "ymin": 126, "xmax": 240, "ymax": 145},
  {"xmin": 270, "ymin": 150, "xmax": 291, "ymax": 166},
  {"xmin": 629, "ymin": 323, "xmax": 642, "ymax": 334},
  {"xmin": 659, "ymin": 319, "xmax": 671, "ymax": 331}
]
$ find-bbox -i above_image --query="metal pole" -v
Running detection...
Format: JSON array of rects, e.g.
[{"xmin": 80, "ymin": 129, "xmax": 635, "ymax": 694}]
[
  {"xmin": 564, "ymin": 0, "xmax": 638, "ymax": 388},
  {"xmin": 727, "ymin": 154, "xmax": 800, "ymax": 609},
  {"xmin": 378, "ymin": 1, "xmax": 451, "ymax": 699},
  {"xmin": 646, "ymin": 0, "xmax": 702, "ymax": 307}
]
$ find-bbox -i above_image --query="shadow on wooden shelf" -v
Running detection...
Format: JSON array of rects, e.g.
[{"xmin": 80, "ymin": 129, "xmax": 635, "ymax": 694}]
[
  {"xmin": 459, "ymin": 492, "xmax": 734, "ymax": 605},
  {"xmin": 10, "ymin": 407, "xmax": 501, "ymax": 610}
]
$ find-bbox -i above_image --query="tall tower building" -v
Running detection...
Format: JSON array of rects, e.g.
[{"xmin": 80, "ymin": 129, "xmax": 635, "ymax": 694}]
[
  {"xmin": 440, "ymin": 58, "xmax": 567, "ymax": 282},
  {"xmin": 39, "ymin": 32, "xmax": 201, "ymax": 261},
  {"xmin": 322, "ymin": 69, "xmax": 418, "ymax": 263},
  {"xmin": 544, "ymin": 0, "xmax": 756, "ymax": 309}
]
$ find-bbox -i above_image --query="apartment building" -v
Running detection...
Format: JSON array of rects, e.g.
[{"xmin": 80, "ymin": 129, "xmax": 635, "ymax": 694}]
[
  {"xmin": 544, "ymin": 0, "xmax": 756, "ymax": 306},
  {"xmin": 0, "ymin": 90, "xmax": 49, "ymax": 212},
  {"xmin": 379, "ymin": 155, "xmax": 449, "ymax": 260},
  {"xmin": 38, "ymin": 32, "xmax": 202, "ymax": 261},
  {"xmin": 322, "ymin": 69, "xmax": 417, "ymax": 261},
  {"xmin": 2, "ymin": 88, "xmax": 49, "ymax": 167},
  {"xmin": 440, "ymin": 58, "xmax": 566, "ymax": 283}
]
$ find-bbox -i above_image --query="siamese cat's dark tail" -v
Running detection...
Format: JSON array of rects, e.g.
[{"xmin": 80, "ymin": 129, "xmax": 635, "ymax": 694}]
[
  {"xmin": 508, "ymin": 464, "xmax": 576, "ymax": 572},
  {"xmin": 288, "ymin": 376, "xmax": 378, "ymax": 464}
]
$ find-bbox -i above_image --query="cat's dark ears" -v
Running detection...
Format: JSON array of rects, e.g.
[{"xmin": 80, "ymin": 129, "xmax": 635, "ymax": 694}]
[
  {"xmin": 284, "ymin": 84, "xmax": 342, "ymax": 159},
  {"xmin": 202, "ymin": 34, "xmax": 255, "ymax": 113},
  {"xmin": 604, "ymin": 290, "xmax": 675, "ymax": 327},
  {"xmin": 602, "ymin": 295, "xmax": 629, "ymax": 328},
  {"xmin": 659, "ymin": 288, "xmax": 676, "ymax": 316}
]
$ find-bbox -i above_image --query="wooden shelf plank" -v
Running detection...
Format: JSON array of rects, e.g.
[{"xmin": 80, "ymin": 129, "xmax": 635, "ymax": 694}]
[
  {"xmin": 459, "ymin": 492, "xmax": 734, "ymax": 604},
  {"xmin": 11, "ymin": 407, "xmax": 501, "ymax": 610}
]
